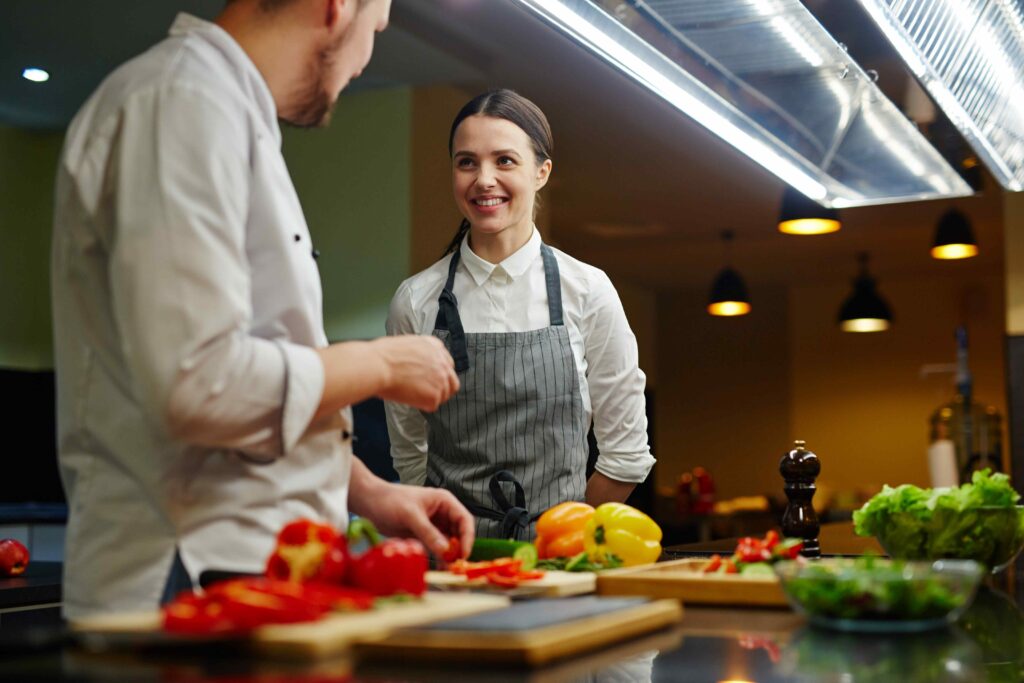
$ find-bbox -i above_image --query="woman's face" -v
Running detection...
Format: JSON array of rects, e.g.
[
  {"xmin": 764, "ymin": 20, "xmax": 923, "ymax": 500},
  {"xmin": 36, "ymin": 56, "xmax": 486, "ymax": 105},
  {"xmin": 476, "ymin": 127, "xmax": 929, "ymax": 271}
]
[{"xmin": 451, "ymin": 115, "xmax": 552, "ymax": 240}]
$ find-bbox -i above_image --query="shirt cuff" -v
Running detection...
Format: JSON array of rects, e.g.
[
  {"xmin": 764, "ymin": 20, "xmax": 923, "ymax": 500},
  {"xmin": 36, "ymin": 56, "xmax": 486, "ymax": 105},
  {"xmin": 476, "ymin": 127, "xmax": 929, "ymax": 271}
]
[
  {"xmin": 594, "ymin": 451, "xmax": 656, "ymax": 484},
  {"xmin": 276, "ymin": 341, "xmax": 325, "ymax": 455}
]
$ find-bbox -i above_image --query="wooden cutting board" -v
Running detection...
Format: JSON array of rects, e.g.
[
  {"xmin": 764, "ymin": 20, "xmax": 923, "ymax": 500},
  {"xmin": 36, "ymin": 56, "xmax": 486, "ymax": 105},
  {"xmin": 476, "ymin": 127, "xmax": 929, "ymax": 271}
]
[
  {"xmin": 596, "ymin": 558, "xmax": 788, "ymax": 607},
  {"xmin": 70, "ymin": 592, "xmax": 510, "ymax": 660},
  {"xmin": 355, "ymin": 595, "xmax": 683, "ymax": 666},
  {"xmin": 426, "ymin": 569, "xmax": 596, "ymax": 597}
]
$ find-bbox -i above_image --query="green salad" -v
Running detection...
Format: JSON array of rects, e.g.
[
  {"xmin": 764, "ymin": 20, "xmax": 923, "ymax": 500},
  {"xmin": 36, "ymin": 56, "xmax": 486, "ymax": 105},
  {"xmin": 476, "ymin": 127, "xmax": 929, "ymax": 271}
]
[
  {"xmin": 853, "ymin": 470, "xmax": 1024, "ymax": 569},
  {"xmin": 779, "ymin": 556, "xmax": 972, "ymax": 621}
]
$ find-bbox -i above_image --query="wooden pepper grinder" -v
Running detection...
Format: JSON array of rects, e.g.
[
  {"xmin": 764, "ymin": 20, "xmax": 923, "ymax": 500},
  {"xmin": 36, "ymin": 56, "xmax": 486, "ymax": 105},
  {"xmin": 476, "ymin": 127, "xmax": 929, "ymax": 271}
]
[{"xmin": 779, "ymin": 439, "xmax": 821, "ymax": 558}]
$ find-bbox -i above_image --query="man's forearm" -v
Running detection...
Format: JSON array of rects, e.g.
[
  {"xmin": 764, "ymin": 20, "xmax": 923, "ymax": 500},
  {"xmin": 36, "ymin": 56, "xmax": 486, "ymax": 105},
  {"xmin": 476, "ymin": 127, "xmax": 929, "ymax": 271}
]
[
  {"xmin": 585, "ymin": 471, "xmax": 637, "ymax": 506},
  {"xmin": 347, "ymin": 457, "xmax": 390, "ymax": 520}
]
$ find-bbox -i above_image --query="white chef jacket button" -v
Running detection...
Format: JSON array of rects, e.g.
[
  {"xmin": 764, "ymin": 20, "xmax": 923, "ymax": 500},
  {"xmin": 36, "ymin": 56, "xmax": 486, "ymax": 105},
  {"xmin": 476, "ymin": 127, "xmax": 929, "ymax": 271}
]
[
  {"xmin": 311, "ymin": 248, "xmax": 320, "ymax": 260},
  {"xmin": 294, "ymin": 234, "xmax": 301, "ymax": 242},
  {"xmin": 210, "ymin": 380, "xmax": 225, "ymax": 395}
]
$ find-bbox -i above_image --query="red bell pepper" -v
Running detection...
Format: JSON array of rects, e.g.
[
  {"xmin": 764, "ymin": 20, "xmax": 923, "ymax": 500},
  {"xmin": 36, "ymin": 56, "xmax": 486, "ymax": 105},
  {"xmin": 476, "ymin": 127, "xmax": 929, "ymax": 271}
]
[
  {"xmin": 442, "ymin": 536, "xmax": 462, "ymax": 564},
  {"xmin": 346, "ymin": 519, "xmax": 428, "ymax": 597},
  {"xmin": 264, "ymin": 519, "xmax": 348, "ymax": 584},
  {"xmin": 162, "ymin": 577, "xmax": 376, "ymax": 634}
]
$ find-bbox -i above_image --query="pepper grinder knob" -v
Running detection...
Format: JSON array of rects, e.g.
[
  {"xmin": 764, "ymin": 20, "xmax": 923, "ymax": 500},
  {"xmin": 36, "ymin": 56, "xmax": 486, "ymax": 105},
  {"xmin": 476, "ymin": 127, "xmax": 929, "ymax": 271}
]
[{"xmin": 779, "ymin": 439, "xmax": 821, "ymax": 558}]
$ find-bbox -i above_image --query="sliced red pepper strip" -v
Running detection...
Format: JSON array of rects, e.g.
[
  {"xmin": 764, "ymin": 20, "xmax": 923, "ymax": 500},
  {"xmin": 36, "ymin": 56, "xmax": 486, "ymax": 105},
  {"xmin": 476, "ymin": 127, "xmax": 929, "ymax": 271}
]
[{"xmin": 703, "ymin": 554, "xmax": 722, "ymax": 573}]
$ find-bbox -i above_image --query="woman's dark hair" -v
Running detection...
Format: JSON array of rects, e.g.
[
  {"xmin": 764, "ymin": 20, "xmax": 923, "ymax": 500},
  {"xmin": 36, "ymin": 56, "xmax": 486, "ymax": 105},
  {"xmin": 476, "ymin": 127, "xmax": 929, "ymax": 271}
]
[{"xmin": 442, "ymin": 89, "xmax": 554, "ymax": 256}]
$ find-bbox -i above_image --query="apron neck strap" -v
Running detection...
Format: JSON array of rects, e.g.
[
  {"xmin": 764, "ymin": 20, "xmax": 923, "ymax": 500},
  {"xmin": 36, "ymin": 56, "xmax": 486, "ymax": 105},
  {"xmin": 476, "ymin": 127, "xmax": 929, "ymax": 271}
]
[
  {"xmin": 540, "ymin": 243, "xmax": 564, "ymax": 326},
  {"xmin": 432, "ymin": 242, "xmax": 564, "ymax": 375}
]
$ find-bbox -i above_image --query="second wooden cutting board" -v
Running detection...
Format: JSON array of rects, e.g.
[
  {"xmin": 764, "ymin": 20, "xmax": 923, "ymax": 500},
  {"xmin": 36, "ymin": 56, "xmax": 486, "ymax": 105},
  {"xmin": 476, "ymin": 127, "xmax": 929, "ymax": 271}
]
[{"xmin": 596, "ymin": 558, "xmax": 789, "ymax": 607}]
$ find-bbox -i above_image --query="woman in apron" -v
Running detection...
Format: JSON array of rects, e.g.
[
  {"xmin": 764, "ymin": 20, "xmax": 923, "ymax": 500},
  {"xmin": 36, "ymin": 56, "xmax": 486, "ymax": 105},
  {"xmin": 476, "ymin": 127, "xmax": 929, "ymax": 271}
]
[{"xmin": 385, "ymin": 90, "xmax": 655, "ymax": 540}]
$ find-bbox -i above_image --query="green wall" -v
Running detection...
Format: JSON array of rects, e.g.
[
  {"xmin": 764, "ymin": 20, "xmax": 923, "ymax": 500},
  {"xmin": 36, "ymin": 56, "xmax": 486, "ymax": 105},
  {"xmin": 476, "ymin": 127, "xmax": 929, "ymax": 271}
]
[
  {"xmin": 0, "ymin": 126, "xmax": 63, "ymax": 369},
  {"xmin": 284, "ymin": 87, "xmax": 412, "ymax": 342},
  {"xmin": 0, "ymin": 87, "xmax": 413, "ymax": 369}
]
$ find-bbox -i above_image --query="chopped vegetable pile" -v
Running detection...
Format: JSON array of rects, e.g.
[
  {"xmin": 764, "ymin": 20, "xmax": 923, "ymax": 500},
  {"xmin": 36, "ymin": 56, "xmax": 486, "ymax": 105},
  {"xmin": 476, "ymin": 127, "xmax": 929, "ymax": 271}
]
[
  {"xmin": 703, "ymin": 530, "xmax": 804, "ymax": 576},
  {"xmin": 447, "ymin": 557, "xmax": 545, "ymax": 587},
  {"xmin": 853, "ymin": 469, "xmax": 1024, "ymax": 569}
]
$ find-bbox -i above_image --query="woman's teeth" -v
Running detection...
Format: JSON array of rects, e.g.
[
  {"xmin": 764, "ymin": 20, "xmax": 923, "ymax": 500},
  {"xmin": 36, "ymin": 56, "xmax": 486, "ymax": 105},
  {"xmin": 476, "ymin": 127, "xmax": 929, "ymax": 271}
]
[{"xmin": 475, "ymin": 198, "xmax": 505, "ymax": 207}]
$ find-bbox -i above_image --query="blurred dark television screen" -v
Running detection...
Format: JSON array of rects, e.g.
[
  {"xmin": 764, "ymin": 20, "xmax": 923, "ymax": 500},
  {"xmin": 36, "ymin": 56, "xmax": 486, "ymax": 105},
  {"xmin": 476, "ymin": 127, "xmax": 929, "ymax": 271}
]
[{"xmin": 0, "ymin": 369, "xmax": 66, "ymax": 521}]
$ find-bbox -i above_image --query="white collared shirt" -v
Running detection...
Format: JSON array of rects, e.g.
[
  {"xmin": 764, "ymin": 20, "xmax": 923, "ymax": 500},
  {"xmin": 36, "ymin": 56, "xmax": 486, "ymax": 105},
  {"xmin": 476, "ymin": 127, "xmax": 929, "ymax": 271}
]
[
  {"xmin": 385, "ymin": 229, "xmax": 655, "ymax": 487},
  {"xmin": 52, "ymin": 14, "xmax": 350, "ymax": 618}
]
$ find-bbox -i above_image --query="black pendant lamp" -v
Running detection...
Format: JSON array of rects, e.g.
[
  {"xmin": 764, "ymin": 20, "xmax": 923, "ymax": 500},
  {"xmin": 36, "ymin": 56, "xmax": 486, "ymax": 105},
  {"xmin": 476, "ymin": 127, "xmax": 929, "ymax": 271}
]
[
  {"xmin": 778, "ymin": 187, "xmax": 841, "ymax": 235},
  {"xmin": 838, "ymin": 253, "xmax": 892, "ymax": 333},
  {"xmin": 708, "ymin": 231, "xmax": 751, "ymax": 317},
  {"xmin": 931, "ymin": 208, "xmax": 978, "ymax": 260}
]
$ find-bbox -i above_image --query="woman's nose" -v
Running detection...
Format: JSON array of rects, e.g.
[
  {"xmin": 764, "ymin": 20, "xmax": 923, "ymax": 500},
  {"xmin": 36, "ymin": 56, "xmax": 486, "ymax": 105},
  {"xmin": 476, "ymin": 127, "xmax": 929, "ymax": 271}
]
[{"xmin": 475, "ymin": 164, "xmax": 497, "ymax": 188}]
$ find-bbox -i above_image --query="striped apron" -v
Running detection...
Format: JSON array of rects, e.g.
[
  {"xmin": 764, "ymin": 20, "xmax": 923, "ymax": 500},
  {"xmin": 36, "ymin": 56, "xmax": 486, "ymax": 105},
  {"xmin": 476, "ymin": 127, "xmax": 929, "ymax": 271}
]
[{"xmin": 424, "ymin": 243, "xmax": 589, "ymax": 540}]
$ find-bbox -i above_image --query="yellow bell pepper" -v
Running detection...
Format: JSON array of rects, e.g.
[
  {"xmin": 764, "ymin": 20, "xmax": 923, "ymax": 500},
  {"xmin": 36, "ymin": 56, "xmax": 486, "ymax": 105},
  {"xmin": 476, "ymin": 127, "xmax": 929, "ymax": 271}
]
[
  {"xmin": 583, "ymin": 503, "xmax": 662, "ymax": 566},
  {"xmin": 534, "ymin": 502, "xmax": 595, "ymax": 559}
]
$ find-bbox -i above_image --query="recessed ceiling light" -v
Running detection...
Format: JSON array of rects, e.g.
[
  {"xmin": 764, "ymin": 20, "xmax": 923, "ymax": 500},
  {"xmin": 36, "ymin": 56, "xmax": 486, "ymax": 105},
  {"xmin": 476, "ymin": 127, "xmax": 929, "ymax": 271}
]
[{"xmin": 22, "ymin": 67, "xmax": 49, "ymax": 83}]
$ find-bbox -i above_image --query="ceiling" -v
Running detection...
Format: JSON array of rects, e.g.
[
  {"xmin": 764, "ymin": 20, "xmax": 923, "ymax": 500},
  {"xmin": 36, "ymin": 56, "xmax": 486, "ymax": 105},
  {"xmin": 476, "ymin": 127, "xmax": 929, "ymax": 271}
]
[{"xmin": 0, "ymin": 0, "xmax": 1004, "ymax": 291}]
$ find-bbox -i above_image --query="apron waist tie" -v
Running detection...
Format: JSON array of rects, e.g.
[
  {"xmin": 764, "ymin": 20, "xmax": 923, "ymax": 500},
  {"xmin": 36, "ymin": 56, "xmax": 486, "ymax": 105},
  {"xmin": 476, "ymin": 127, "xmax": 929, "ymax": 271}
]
[{"xmin": 432, "ymin": 470, "xmax": 541, "ymax": 541}]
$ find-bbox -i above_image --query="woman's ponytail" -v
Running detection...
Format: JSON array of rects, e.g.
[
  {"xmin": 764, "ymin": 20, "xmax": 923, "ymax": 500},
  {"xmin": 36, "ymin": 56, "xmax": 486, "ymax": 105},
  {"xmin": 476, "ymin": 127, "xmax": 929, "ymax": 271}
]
[{"xmin": 443, "ymin": 219, "xmax": 472, "ymax": 257}]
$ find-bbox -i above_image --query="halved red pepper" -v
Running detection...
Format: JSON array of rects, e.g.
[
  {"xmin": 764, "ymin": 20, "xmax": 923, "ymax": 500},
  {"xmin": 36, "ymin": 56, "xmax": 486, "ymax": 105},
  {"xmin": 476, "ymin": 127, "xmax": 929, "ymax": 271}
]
[
  {"xmin": 264, "ymin": 519, "xmax": 349, "ymax": 584},
  {"xmin": 346, "ymin": 519, "xmax": 428, "ymax": 597}
]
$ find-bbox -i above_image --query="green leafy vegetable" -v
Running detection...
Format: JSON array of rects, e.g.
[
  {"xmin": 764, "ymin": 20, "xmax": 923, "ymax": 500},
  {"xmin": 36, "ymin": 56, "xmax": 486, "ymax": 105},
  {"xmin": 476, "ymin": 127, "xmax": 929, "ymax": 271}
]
[{"xmin": 853, "ymin": 470, "xmax": 1024, "ymax": 569}]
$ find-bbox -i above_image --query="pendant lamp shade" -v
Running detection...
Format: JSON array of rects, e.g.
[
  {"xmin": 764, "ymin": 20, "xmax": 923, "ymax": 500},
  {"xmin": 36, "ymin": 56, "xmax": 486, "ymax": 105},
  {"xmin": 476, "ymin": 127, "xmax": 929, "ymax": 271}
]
[
  {"xmin": 931, "ymin": 208, "xmax": 978, "ymax": 260},
  {"xmin": 838, "ymin": 253, "xmax": 892, "ymax": 333},
  {"xmin": 708, "ymin": 230, "xmax": 751, "ymax": 317},
  {"xmin": 778, "ymin": 187, "xmax": 841, "ymax": 235},
  {"xmin": 708, "ymin": 268, "xmax": 752, "ymax": 317}
]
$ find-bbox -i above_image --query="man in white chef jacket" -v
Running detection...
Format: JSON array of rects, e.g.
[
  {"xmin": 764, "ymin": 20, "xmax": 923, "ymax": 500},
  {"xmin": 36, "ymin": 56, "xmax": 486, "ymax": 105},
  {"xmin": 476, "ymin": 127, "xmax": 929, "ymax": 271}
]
[{"xmin": 50, "ymin": 0, "xmax": 470, "ymax": 618}]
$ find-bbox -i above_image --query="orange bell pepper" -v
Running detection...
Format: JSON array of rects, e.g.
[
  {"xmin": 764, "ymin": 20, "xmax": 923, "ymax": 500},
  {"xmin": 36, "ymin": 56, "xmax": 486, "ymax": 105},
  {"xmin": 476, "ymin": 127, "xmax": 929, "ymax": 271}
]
[{"xmin": 534, "ymin": 501, "xmax": 595, "ymax": 559}]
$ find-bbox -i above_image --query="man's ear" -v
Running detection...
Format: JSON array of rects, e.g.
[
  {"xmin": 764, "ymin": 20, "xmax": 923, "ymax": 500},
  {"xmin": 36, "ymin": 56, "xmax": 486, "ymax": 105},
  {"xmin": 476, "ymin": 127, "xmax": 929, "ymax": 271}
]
[
  {"xmin": 535, "ymin": 159, "xmax": 553, "ymax": 191},
  {"xmin": 324, "ymin": 0, "xmax": 353, "ymax": 31}
]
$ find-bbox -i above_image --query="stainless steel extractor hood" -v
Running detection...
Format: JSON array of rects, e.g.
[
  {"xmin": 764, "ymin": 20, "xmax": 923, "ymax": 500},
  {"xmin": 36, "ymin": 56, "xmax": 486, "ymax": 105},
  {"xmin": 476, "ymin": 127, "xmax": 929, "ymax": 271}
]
[
  {"xmin": 511, "ymin": 0, "xmax": 973, "ymax": 207},
  {"xmin": 856, "ymin": 0, "xmax": 1024, "ymax": 192}
]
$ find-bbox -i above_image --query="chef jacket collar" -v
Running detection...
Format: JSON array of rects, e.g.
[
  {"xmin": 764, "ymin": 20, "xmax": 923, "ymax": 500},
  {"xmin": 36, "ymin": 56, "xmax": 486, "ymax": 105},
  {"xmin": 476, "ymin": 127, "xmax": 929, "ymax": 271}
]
[
  {"xmin": 169, "ymin": 13, "xmax": 281, "ymax": 148},
  {"xmin": 460, "ymin": 227, "xmax": 542, "ymax": 286}
]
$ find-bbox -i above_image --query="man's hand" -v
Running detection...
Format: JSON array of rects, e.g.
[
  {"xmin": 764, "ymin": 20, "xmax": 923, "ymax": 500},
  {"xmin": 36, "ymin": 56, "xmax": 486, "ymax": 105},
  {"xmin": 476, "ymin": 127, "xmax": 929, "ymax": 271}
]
[
  {"xmin": 349, "ymin": 459, "xmax": 474, "ymax": 559},
  {"xmin": 373, "ymin": 336, "xmax": 459, "ymax": 412}
]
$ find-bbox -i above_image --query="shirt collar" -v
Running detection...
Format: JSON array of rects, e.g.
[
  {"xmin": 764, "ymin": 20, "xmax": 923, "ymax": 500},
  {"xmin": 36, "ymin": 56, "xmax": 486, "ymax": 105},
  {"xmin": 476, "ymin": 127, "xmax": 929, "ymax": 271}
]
[
  {"xmin": 460, "ymin": 228, "xmax": 542, "ymax": 286},
  {"xmin": 169, "ymin": 13, "xmax": 281, "ymax": 146}
]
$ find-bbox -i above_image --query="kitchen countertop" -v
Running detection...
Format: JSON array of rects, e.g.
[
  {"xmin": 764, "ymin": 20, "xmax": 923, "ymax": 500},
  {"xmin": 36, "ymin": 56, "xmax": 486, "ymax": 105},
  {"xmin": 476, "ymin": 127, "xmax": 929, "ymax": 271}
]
[
  {"xmin": 1, "ymin": 524, "xmax": 1021, "ymax": 682},
  {"xmin": 0, "ymin": 560, "xmax": 61, "ymax": 610}
]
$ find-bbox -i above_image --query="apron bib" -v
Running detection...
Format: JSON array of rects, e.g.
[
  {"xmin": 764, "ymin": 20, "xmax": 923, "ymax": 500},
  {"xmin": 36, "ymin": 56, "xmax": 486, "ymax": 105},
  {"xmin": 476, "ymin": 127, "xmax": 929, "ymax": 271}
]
[{"xmin": 423, "ymin": 243, "xmax": 589, "ymax": 540}]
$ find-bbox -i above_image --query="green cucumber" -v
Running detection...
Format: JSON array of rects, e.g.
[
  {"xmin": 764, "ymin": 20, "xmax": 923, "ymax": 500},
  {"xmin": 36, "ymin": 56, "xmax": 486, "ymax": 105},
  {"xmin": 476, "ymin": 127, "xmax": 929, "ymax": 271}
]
[
  {"xmin": 739, "ymin": 562, "xmax": 775, "ymax": 577},
  {"xmin": 469, "ymin": 539, "xmax": 538, "ymax": 570}
]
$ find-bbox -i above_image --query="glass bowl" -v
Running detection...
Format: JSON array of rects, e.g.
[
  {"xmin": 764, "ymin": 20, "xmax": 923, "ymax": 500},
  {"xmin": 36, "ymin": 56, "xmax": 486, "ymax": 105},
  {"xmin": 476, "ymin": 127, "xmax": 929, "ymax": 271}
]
[
  {"xmin": 871, "ymin": 506, "xmax": 1024, "ymax": 573},
  {"xmin": 774, "ymin": 557, "xmax": 983, "ymax": 632}
]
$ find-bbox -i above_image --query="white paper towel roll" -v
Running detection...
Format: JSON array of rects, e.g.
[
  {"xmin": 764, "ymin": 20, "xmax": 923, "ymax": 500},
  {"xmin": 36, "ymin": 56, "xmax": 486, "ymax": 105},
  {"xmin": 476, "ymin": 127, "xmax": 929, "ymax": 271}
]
[{"xmin": 928, "ymin": 439, "xmax": 959, "ymax": 488}]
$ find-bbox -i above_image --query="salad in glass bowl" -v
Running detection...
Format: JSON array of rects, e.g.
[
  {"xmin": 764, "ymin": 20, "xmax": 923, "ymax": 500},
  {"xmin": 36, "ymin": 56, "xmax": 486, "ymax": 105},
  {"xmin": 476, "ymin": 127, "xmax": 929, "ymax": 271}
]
[
  {"xmin": 853, "ymin": 470, "xmax": 1024, "ymax": 572},
  {"xmin": 774, "ymin": 556, "xmax": 983, "ymax": 632}
]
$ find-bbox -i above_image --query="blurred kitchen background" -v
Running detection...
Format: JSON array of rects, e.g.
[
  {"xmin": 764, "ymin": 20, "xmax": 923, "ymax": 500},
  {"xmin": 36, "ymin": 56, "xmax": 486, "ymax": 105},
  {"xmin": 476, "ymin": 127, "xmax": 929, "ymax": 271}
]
[{"xmin": 2, "ymin": 0, "xmax": 1023, "ymax": 551}]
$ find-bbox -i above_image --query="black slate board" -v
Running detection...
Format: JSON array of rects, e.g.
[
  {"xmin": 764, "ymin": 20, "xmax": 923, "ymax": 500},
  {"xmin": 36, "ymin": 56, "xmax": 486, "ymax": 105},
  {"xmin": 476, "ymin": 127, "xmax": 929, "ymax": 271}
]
[{"xmin": 421, "ymin": 596, "xmax": 649, "ymax": 631}]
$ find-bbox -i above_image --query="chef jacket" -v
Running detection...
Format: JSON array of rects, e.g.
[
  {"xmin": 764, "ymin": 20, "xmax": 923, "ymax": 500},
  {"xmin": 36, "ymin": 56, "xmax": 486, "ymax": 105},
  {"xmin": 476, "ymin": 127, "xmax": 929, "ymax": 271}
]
[
  {"xmin": 385, "ymin": 228, "xmax": 655, "ymax": 486},
  {"xmin": 51, "ymin": 13, "xmax": 350, "ymax": 618}
]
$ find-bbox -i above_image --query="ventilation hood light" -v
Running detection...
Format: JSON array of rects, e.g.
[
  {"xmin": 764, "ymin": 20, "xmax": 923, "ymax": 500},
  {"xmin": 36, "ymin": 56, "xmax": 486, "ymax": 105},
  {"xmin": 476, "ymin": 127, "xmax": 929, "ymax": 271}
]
[
  {"xmin": 856, "ymin": 0, "xmax": 1024, "ymax": 192},
  {"xmin": 511, "ymin": 0, "xmax": 972, "ymax": 207}
]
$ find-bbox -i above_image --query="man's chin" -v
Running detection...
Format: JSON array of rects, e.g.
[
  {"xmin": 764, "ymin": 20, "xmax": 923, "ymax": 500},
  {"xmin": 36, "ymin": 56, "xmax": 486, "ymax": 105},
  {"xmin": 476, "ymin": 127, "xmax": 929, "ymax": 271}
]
[{"xmin": 281, "ymin": 100, "xmax": 337, "ymax": 129}]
